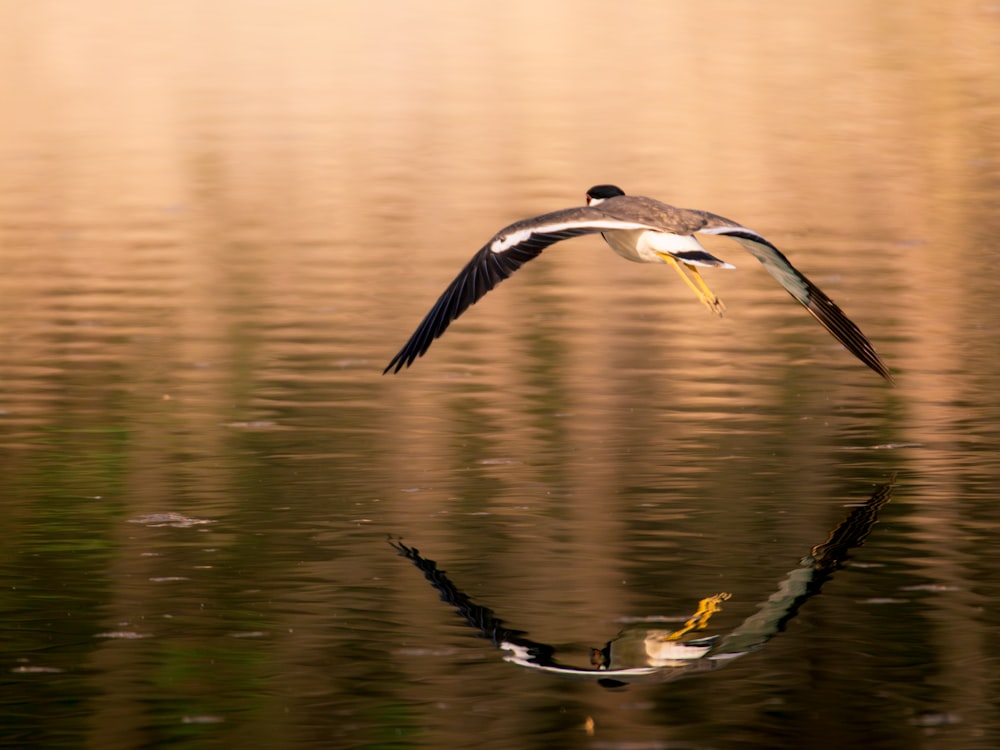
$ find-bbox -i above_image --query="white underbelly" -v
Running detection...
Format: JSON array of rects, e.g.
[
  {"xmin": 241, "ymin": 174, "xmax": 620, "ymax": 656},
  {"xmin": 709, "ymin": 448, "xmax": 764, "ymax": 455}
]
[
  {"xmin": 601, "ymin": 229, "xmax": 708, "ymax": 264},
  {"xmin": 601, "ymin": 229, "xmax": 657, "ymax": 262}
]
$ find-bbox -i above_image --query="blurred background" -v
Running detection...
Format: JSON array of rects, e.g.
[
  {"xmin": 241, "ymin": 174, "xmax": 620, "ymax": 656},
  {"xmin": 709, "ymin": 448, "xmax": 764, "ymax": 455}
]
[{"xmin": 1, "ymin": 1, "xmax": 999, "ymax": 748}]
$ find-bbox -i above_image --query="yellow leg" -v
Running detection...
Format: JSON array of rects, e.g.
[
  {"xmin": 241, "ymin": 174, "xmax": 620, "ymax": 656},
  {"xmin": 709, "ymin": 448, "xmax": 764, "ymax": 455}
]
[
  {"xmin": 658, "ymin": 254, "xmax": 726, "ymax": 316},
  {"xmin": 665, "ymin": 592, "xmax": 732, "ymax": 641},
  {"xmin": 686, "ymin": 265, "xmax": 726, "ymax": 316}
]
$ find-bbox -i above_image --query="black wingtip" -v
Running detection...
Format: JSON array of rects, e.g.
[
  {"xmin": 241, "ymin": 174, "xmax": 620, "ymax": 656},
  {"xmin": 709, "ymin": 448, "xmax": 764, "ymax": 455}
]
[
  {"xmin": 879, "ymin": 364, "xmax": 896, "ymax": 387},
  {"xmin": 803, "ymin": 288, "xmax": 895, "ymax": 385},
  {"xmin": 869, "ymin": 361, "xmax": 895, "ymax": 386},
  {"xmin": 383, "ymin": 348, "xmax": 415, "ymax": 375}
]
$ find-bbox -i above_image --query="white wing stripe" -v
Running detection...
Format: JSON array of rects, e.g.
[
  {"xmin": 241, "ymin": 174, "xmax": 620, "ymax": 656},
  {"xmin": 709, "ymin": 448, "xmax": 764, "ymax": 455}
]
[{"xmin": 489, "ymin": 218, "xmax": 653, "ymax": 253}]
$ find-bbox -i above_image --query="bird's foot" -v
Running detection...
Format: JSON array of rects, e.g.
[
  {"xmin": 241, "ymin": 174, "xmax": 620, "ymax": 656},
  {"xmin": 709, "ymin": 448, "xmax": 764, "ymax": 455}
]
[{"xmin": 703, "ymin": 294, "xmax": 726, "ymax": 317}]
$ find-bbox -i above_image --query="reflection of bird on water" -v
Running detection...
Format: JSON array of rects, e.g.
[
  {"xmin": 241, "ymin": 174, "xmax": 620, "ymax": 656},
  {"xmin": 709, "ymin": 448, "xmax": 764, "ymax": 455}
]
[
  {"xmin": 384, "ymin": 185, "xmax": 893, "ymax": 383},
  {"xmin": 389, "ymin": 477, "xmax": 895, "ymax": 686}
]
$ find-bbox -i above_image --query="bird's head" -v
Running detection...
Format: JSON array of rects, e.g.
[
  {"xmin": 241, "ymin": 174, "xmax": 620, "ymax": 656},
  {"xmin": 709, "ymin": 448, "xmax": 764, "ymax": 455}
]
[{"xmin": 585, "ymin": 185, "xmax": 626, "ymax": 206}]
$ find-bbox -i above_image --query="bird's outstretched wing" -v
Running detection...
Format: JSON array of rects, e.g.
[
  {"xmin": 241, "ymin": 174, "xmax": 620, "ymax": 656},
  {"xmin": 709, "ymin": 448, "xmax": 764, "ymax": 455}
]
[
  {"xmin": 698, "ymin": 224, "xmax": 894, "ymax": 383},
  {"xmin": 384, "ymin": 207, "xmax": 654, "ymax": 373}
]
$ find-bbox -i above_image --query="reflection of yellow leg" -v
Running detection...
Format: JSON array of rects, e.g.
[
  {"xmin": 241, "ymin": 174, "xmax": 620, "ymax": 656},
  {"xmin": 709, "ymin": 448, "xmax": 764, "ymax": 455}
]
[
  {"xmin": 658, "ymin": 254, "xmax": 726, "ymax": 316},
  {"xmin": 665, "ymin": 592, "xmax": 732, "ymax": 641}
]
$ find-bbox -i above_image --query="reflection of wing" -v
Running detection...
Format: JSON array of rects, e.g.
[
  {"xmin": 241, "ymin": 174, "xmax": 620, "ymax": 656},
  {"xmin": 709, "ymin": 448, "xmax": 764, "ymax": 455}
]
[
  {"xmin": 383, "ymin": 208, "xmax": 656, "ymax": 373},
  {"xmin": 712, "ymin": 476, "xmax": 896, "ymax": 658},
  {"xmin": 808, "ymin": 477, "xmax": 896, "ymax": 569},
  {"xmin": 699, "ymin": 225, "xmax": 894, "ymax": 383},
  {"xmin": 388, "ymin": 539, "xmax": 556, "ymax": 665}
]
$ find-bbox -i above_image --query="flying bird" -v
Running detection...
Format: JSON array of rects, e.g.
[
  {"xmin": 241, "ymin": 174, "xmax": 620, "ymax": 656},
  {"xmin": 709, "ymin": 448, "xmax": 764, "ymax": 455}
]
[{"xmin": 384, "ymin": 185, "xmax": 893, "ymax": 382}]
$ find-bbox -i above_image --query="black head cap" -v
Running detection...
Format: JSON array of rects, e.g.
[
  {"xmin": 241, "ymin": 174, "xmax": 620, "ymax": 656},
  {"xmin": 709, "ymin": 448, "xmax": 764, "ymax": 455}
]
[{"xmin": 586, "ymin": 185, "xmax": 626, "ymax": 202}]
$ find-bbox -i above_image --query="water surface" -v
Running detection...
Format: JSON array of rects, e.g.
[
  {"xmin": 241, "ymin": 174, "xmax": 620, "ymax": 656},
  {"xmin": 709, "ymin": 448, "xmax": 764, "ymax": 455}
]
[{"xmin": 2, "ymin": 2, "xmax": 1000, "ymax": 748}]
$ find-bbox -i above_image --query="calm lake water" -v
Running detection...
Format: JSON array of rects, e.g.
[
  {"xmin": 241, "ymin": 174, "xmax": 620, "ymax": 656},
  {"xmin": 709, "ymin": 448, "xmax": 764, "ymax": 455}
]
[{"xmin": 2, "ymin": 2, "xmax": 1000, "ymax": 748}]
